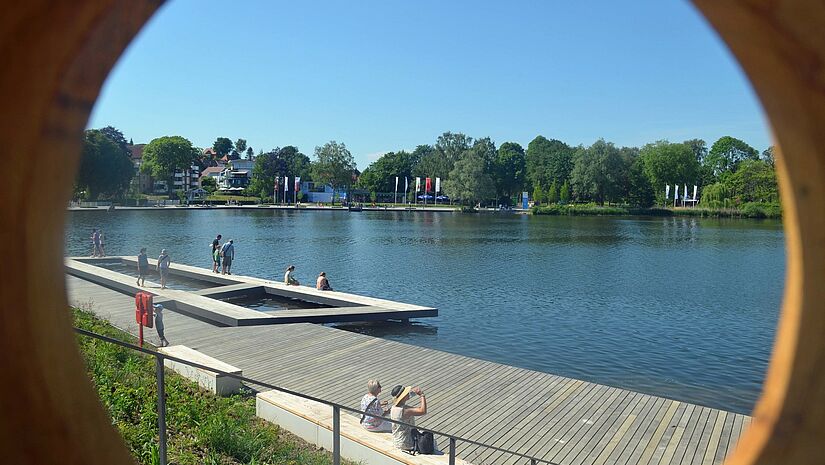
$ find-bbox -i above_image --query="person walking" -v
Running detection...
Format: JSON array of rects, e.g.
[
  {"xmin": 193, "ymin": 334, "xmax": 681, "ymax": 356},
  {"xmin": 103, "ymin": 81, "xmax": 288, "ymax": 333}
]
[
  {"xmin": 153, "ymin": 304, "xmax": 169, "ymax": 347},
  {"xmin": 99, "ymin": 229, "xmax": 107, "ymax": 257},
  {"xmin": 211, "ymin": 234, "xmax": 222, "ymax": 273},
  {"xmin": 220, "ymin": 239, "xmax": 235, "ymax": 275},
  {"xmin": 157, "ymin": 249, "xmax": 171, "ymax": 290},
  {"xmin": 136, "ymin": 247, "xmax": 149, "ymax": 287},
  {"xmin": 284, "ymin": 265, "xmax": 299, "ymax": 285}
]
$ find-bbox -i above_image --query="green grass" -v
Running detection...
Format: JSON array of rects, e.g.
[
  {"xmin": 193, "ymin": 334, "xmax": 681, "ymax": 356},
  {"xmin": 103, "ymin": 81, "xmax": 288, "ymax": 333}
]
[
  {"xmin": 531, "ymin": 202, "xmax": 782, "ymax": 219},
  {"xmin": 73, "ymin": 308, "xmax": 352, "ymax": 465}
]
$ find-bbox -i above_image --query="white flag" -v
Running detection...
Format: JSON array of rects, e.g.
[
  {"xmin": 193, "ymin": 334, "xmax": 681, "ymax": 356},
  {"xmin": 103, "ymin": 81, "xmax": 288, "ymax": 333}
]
[
  {"xmin": 395, "ymin": 176, "xmax": 399, "ymax": 192},
  {"xmin": 692, "ymin": 185, "xmax": 697, "ymax": 200},
  {"xmin": 665, "ymin": 185, "xmax": 670, "ymax": 199},
  {"xmin": 415, "ymin": 177, "xmax": 421, "ymax": 192},
  {"xmin": 284, "ymin": 176, "xmax": 289, "ymax": 191},
  {"xmin": 404, "ymin": 177, "xmax": 408, "ymax": 193},
  {"xmin": 683, "ymin": 184, "xmax": 688, "ymax": 200},
  {"xmin": 435, "ymin": 177, "xmax": 441, "ymax": 193}
]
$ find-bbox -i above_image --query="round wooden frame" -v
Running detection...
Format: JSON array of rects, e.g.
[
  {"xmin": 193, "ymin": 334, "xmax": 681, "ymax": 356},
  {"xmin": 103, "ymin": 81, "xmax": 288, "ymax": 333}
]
[{"xmin": 1, "ymin": 1, "xmax": 822, "ymax": 463}]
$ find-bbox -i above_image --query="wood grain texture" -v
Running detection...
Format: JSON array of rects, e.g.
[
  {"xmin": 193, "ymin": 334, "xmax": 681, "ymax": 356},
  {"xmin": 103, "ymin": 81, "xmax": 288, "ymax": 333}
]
[
  {"xmin": 691, "ymin": 1, "xmax": 825, "ymax": 464},
  {"xmin": 0, "ymin": 2, "xmax": 160, "ymax": 464}
]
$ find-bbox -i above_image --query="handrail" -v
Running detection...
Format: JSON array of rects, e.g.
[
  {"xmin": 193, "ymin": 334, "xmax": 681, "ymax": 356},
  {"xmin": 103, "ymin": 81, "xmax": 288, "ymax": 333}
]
[{"xmin": 74, "ymin": 327, "xmax": 557, "ymax": 465}]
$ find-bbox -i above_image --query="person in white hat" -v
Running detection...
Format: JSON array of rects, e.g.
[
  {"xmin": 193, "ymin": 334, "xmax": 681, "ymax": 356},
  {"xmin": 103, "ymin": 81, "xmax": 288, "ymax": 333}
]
[{"xmin": 390, "ymin": 385, "xmax": 427, "ymax": 451}]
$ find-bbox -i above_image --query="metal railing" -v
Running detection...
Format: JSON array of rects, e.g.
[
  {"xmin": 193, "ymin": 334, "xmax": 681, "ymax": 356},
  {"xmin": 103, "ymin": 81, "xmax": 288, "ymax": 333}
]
[{"xmin": 75, "ymin": 327, "xmax": 556, "ymax": 465}]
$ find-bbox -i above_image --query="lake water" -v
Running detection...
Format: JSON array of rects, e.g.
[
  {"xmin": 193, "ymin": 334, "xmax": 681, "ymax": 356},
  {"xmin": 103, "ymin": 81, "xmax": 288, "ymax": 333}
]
[{"xmin": 65, "ymin": 209, "xmax": 784, "ymax": 414}]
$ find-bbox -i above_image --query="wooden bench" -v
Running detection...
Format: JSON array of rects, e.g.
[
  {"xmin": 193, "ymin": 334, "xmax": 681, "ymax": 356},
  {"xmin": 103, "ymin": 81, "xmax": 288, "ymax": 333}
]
[
  {"xmin": 159, "ymin": 345, "xmax": 242, "ymax": 396},
  {"xmin": 256, "ymin": 389, "xmax": 473, "ymax": 465}
]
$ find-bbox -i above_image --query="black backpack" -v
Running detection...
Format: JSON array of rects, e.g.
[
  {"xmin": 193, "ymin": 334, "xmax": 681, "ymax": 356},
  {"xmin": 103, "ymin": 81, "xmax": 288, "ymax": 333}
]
[{"xmin": 411, "ymin": 428, "xmax": 435, "ymax": 455}]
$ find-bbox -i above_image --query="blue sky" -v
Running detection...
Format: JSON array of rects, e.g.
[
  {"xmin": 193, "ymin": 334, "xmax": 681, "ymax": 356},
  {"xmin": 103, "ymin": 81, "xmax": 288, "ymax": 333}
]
[{"xmin": 89, "ymin": 0, "xmax": 771, "ymax": 169}]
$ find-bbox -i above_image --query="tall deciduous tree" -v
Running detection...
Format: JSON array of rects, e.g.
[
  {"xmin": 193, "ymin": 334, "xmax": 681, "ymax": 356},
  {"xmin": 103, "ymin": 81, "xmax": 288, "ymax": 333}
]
[
  {"xmin": 526, "ymin": 136, "xmax": 573, "ymax": 193},
  {"xmin": 357, "ymin": 150, "xmax": 420, "ymax": 193},
  {"xmin": 725, "ymin": 159, "xmax": 779, "ymax": 203},
  {"xmin": 248, "ymin": 146, "xmax": 311, "ymax": 198},
  {"xmin": 141, "ymin": 136, "xmax": 199, "ymax": 196},
  {"xmin": 310, "ymin": 141, "xmax": 357, "ymax": 200},
  {"xmin": 443, "ymin": 150, "xmax": 495, "ymax": 206},
  {"xmin": 212, "ymin": 137, "xmax": 233, "ymax": 158},
  {"xmin": 627, "ymin": 157, "xmax": 655, "ymax": 207},
  {"xmin": 683, "ymin": 139, "xmax": 708, "ymax": 164},
  {"xmin": 570, "ymin": 139, "xmax": 626, "ymax": 205},
  {"xmin": 640, "ymin": 140, "xmax": 699, "ymax": 203},
  {"xmin": 235, "ymin": 139, "xmax": 247, "ymax": 154},
  {"xmin": 246, "ymin": 146, "xmax": 254, "ymax": 159},
  {"xmin": 495, "ymin": 142, "xmax": 526, "ymax": 202},
  {"xmin": 76, "ymin": 129, "xmax": 134, "ymax": 199},
  {"xmin": 705, "ymin": 136, "xmax": 759, "ymax": 178},
  {"xmin": 99, "ymin": 126, "xmax": 129, "ymax": 154}
]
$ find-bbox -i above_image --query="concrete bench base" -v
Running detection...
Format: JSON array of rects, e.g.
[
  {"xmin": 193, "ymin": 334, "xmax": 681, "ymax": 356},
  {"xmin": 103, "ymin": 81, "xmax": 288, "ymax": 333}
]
[
  {"xmin": 159, "ymin": 345, "xmax": 242, "ymax": 396},
  {"xmin": 256, "ymin": 389, "xmax": 472, "ymax": 465}
]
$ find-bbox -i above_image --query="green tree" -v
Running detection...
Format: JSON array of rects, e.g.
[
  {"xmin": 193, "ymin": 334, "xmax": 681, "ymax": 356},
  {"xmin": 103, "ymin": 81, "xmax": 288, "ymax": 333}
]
[
  {"xmin": 547, "ymin": 179, "xmax": 558, "ymax": 204},
  {"xmin": 141, "ymin": 136, "xmax": 199, "ymax": 197},
  {"xmin": 725, "ymin": 159, "xmax": 779, "ymax": 203},
  {"xmin": 201, "ymin": 176, "xmax": 218, "ymax": 195},
  {"xmin": 246, "ymin": 146, "xmax": 254, "ymax": 159},
  {"xmin": 705, "ymin": 136, "xmax": 759, "ymax": 178},
  {"xmin": 570, "ymin": 139, "xmax": 627, "ymax": 204},
  {"xmin": 249, "ymin": 148, "xmax": 287, "ymax": 197},
  {"xmin": 762, "ymin": 146, "xmax": 775, "ymax": 168},
  {"xmin": 526, "ymin": 136, "xmax": 574, "ymax": 192},
  {"xmin": 701, "ymin": 182, "xmax": 731, "ymax": 208},
  {"xmin": 99, "ymin": 126, "xmax": 129, "ymax": 154},
  {"xmin": 76, "ymin": 129, "xmax": 134, "ymax": 199},
  {"xmin": 683, "ymin": 138, "xmax": 708, "ymax": 164},
  {"xmin": 532, "ymin": 185, "xmax": 545, "ymax": 204},
  {"xmin": 310, "ymin": 141, "xmax": 357, "ymax": 203},
  {"xmin": 559, "ymin": 181, "xmax": 570, "ymax": 204},
  {"xmin": 235, "ymin": 139, "xmax": 247, "ymax": 154},
  {"xmin": 212, "ymin": 137, "xmax": 233, "ymax": 158},
  {"xmin": 443, "ymin": 150, "xmax": 495, "ymax": 206},
  {"xmin": 494, "ymin": 142, "xmax": 526, "ymax": 202},
  {"xmin": 248, "ymin": 146, "xmax": 310, "ymax": 198},
  {"xmin": 640, "ymin": 140, "xmax": 699, "ymax": 203},
  {"xmin": 357, "ymin": 150, "xmax": 420, "ymax": 193},
  {"xmin": 415, "ymin": 132, "xmax": 472, "ymax": 181},
  {"xmin": 627, "ymin": 157, "xmax": 655, "ymax": 207}
]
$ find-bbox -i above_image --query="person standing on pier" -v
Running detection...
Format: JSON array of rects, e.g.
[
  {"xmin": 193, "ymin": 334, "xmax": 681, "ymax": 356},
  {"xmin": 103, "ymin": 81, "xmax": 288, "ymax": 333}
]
[
  {"xmin": 285, "ymin": 265, "xmax": 299, "ymax": 285},
  {"xmin": 220, "ymin": 239, "xmax": 235, "ymax": 275},
  {"xmin": 157, "ymin": 249, "xmax": 171, "ymax": 289},
  {"xmin": 99, "ymin": 229, "xmax": 106, "ymax": 257},
  {"xmin": 90, "ymin": 228, "xmax": 101, "ymax": 257},
  {"xmin": 153, "ymin": 304, "xmax": 169, "ymax": 347},
  {"xmin": 211, "ymin": 234, "xmax": 222, "ymax": 273},
  {"xmin": 136, "ymin": 248, "xmax": 149, "ymax": 287}
]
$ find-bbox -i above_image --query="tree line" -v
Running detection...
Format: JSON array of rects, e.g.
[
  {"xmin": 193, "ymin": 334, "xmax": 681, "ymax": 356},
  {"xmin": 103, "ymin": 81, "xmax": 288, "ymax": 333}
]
[
  {"xmin": 75, "ymin": 126, "xmax": 777, "ymax": 212},
  {"xmin": 357, "ymin": 132, "xmax": 778, "ymax": 209},
  {"xmin": 74, "ymin": 126, "xmax": 357, "ymax": 201}
]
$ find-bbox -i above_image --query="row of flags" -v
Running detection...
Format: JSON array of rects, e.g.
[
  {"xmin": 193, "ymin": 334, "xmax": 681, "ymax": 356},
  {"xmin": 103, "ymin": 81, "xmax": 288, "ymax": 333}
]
[
  {"xmin": 395, "ymin": 177, "xmax": 441, "ymax": 194},
  {"xmin": 665, "ymin": 184, "xmax": 698, "ymax": 201},
  {"xmin": 273, "ymin": 176, "xmax": 302, "ymax": 192}
]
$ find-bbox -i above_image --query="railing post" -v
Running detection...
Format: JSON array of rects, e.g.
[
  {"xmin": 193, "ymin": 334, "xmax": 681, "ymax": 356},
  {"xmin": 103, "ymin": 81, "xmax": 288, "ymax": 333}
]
[
  {"xmin": 155, "ymin": 355, "xmax": 168, "ymax": 465},
  {"xmin": 332, "ymin": 405, "xmax": 341, "ymax": 465},
  {"xmin": 449, "ymin": 437, "xmax": 456, "ymax": 465}
]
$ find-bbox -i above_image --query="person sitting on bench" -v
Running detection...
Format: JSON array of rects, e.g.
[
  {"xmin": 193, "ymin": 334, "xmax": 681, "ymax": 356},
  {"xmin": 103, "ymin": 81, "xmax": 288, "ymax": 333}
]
[{"xmin": 390, "ymin": 385, "xmax": 427, "ymax": 451}]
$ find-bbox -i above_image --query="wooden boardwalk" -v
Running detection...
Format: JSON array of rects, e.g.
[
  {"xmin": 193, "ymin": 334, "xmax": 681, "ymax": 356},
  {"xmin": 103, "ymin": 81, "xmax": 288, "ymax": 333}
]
[{"xmin": 67, "ymin": 275, "xmax": 750, "ymax": 465}]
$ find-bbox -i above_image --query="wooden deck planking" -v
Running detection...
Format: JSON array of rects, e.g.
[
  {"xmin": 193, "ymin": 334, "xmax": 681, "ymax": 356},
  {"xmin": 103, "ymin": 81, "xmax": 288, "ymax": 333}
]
[{"xmin": 68, "ymin": 275, "xmax": 751, "ymax": 465}]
